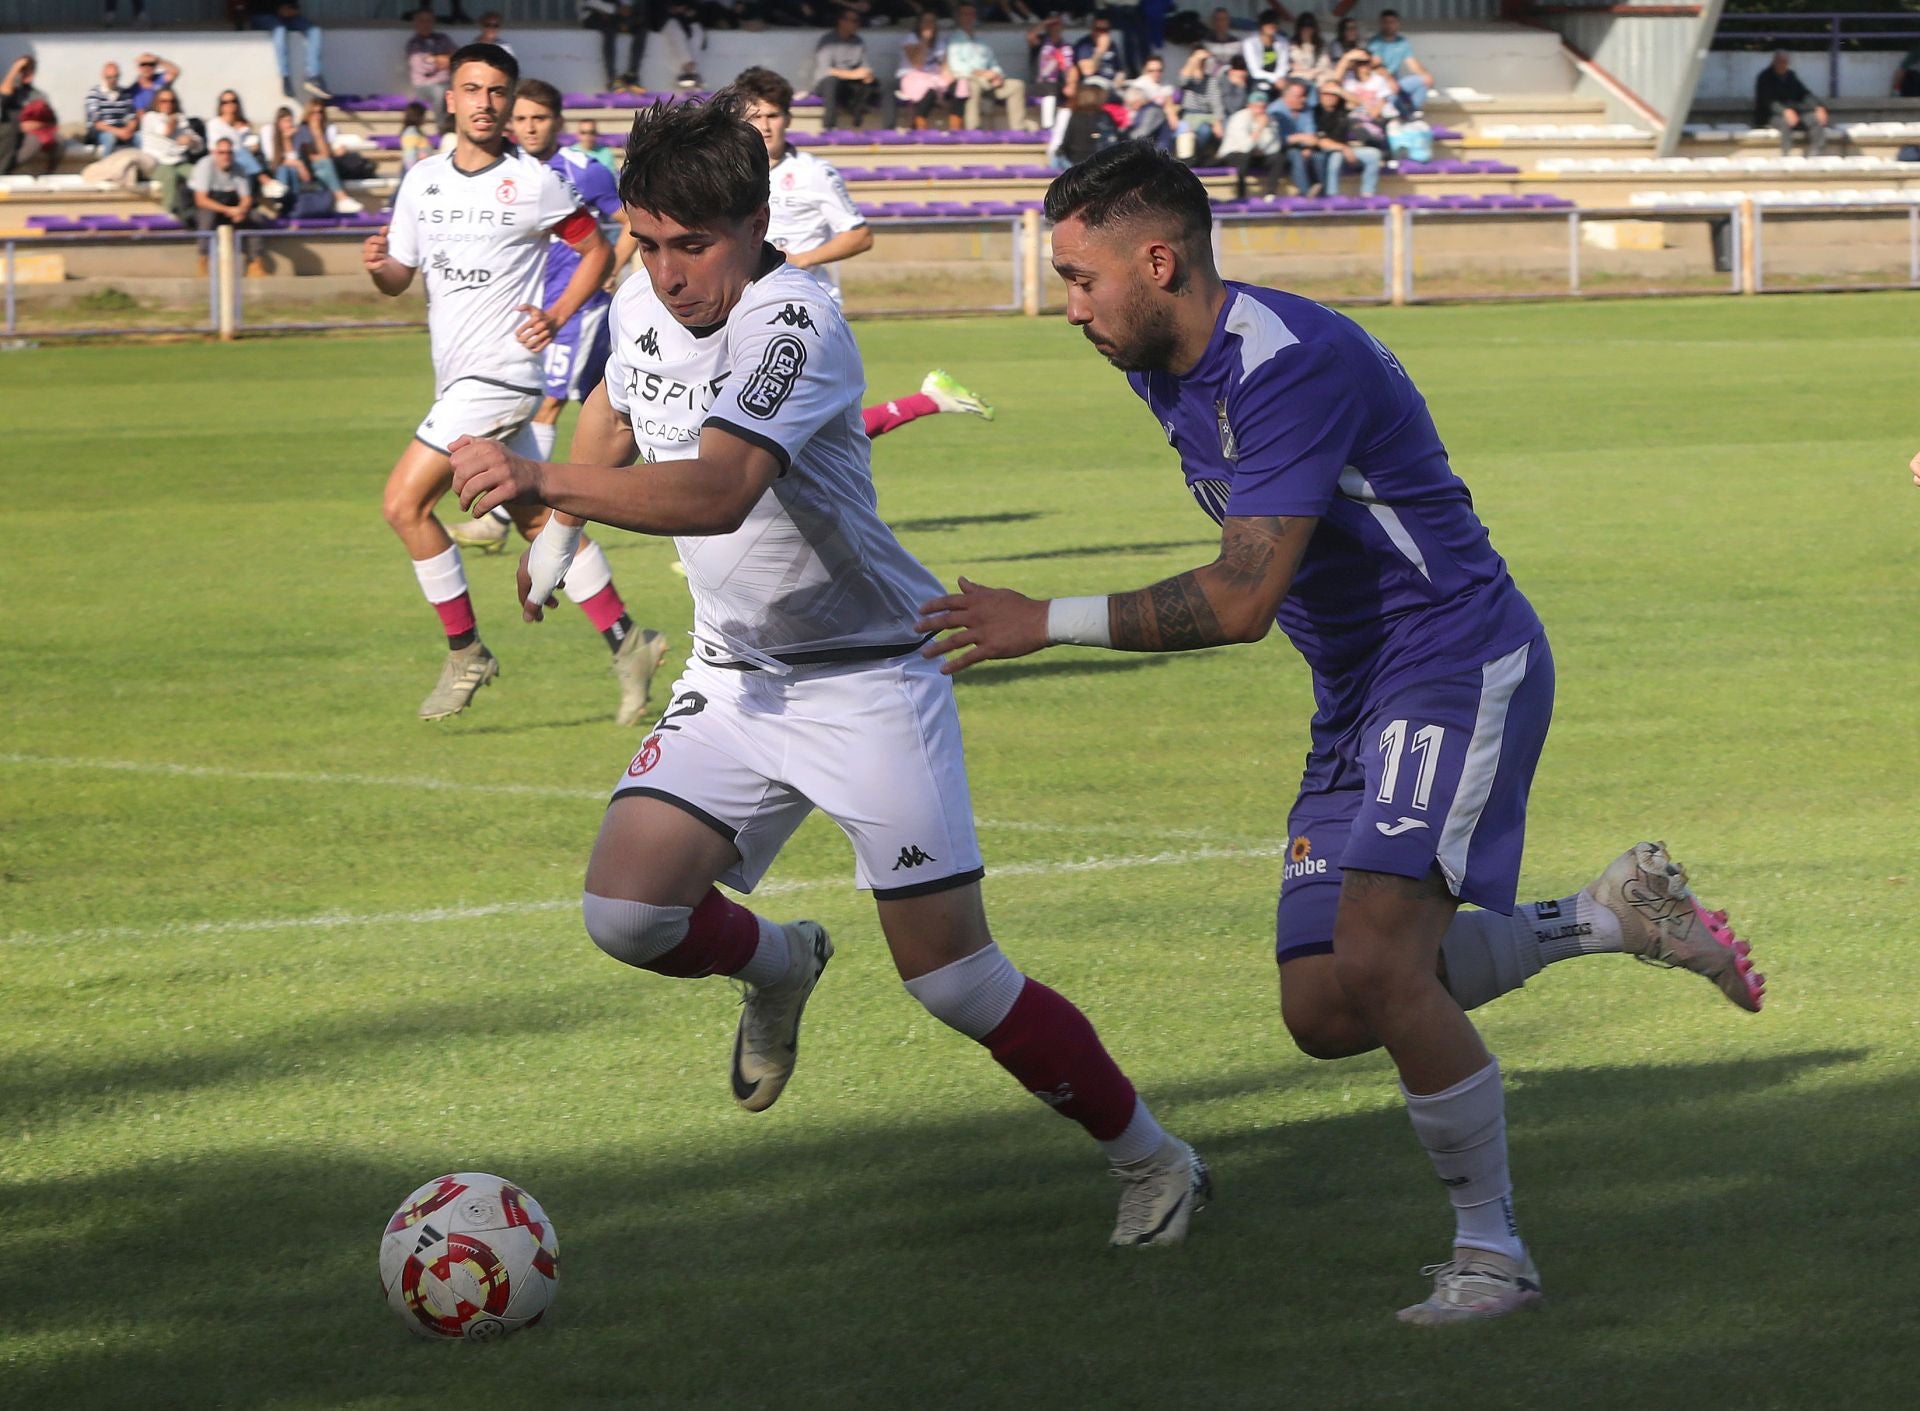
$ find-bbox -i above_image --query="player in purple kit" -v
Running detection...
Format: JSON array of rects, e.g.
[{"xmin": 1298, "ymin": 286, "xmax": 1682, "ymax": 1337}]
[{"xmin": 918, "ymin": 144, "xmax": 1763, "ymax": 1325}]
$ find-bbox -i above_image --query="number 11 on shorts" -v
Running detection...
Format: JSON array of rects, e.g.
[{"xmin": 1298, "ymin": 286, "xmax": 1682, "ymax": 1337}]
[{"xmin": 1376, "ymin": 719, "xmax": 1446, "ymax": 811}]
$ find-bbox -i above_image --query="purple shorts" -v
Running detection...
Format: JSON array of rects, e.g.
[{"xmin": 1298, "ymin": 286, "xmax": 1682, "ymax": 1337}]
[
  {"xmin": 1275, "ymin": 633, "xmax": 1555, "ymax": 966},
  {"xmin": 541, "ymin": 298, "xmax": 612, "ymax": 403}
]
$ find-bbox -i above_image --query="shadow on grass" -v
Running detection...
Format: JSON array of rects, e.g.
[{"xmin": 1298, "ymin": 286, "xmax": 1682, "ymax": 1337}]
[
  {"xmin": 6, "ymin": 1047, "xmax": 1909, "ymax": 1411},
  {"xmin": 892, "ymin": 512, "xmax": 1046, "ymax": 534}
]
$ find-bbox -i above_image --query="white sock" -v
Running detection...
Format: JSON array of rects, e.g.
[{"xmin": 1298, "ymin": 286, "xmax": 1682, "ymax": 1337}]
[
  {"xmin": 1102, "ymin": 1097, "xmax": 1170, "ymax": 1167},
  {"xmin": 1439, "ymin": 893, "xmax": 1626, "ymax": 1009},
  {"xmin": 560, "ymin": 538, "xmax": 614, "ymax": 603},
  {"xmin": 1402, "ymin": 1058, "xmax": 1523, "ymax": 1261},
  {"xmin": 411, "ymin": 543, "xmax": 467, "ymax": 605},
  {"xmin": 529, "ymin": 420, "xmax": 558, "ymax": 459},
  {"xmin": 902, "ymin": 943, "xmax": 1025, "ymax": 1039},
  {"xmin": 734, "ymin": 916, "xmax": 793, "ymax": 988},
  {"xmin": 1529, "ymin": 891, "xmax": 1623, "ymax": 964}
]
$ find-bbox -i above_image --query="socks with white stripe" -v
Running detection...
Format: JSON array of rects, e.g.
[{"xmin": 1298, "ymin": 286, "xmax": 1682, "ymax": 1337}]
[
  {"xmin": 1403, "ymin": 1058, "xmax": 1523, "ymax": 1261},
  {"xmin": 1439, "ymin": 894, "xmax": 1624, "ymax": 1010}
]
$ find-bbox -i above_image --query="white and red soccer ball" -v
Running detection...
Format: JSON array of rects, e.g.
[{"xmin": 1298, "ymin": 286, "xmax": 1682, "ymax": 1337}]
[{"xmin": 379, "ymin": 1172, "xmax": 559, "ymax": 1340}]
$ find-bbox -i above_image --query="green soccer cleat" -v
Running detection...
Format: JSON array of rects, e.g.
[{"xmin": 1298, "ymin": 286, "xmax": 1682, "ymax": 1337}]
[
  {"xmin": 1110, "ymin": 1136, "xmax": 1211, "ymax": 1247},
  {"xmin": 921, "ymin": 369, "xmax": 995, "ymax": 422},
  {"xmin": 729, "ymin": 921, "xmax": 833, "ymax": 1113},
  {"xmin": 612, "ymin": 628, "xmax": 669, "ymax": 728},
  {"xmin": 1397, "ymin": 1248, "xmax": 1544, "ymax": 1326},
  {"xmin": 418, "ymin": 643, "xmax": 498, "ymax": 720}
]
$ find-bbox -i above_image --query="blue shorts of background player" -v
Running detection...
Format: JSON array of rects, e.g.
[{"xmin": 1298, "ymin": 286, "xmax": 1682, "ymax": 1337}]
[{"xmin": 542, "ymin": 298, "xmax": 612, "ymax": 404}]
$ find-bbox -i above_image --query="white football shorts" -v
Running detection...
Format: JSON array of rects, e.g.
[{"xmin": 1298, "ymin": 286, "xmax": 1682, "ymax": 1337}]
[
  {"xmin": 608, "ymin": 652, "xmax": 985, "ymax": 899},
  {"xmin": 413, "ymin": 375, "xmax": 542, "ymax": 455}
]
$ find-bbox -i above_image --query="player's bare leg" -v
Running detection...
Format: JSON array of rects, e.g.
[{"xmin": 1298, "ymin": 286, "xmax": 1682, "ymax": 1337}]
[
  {"xmin": 582, "ymin": 795, "xmax": 832, "ymax": 1112},
  {"xmin": 877, "ymin": 882, "xmax": 1209, "ymax": 1247},
  {"xmin": 382, "ymin": 440, "xmax": 498, "ymax": 719},
  {"xmin": 1332, "ymin": 868, "xmax": 1542, "ymax": 1325}
]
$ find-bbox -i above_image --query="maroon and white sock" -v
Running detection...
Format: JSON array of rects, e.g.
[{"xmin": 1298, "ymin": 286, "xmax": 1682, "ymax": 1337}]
[
  {"xmin": 862, "ymin": 392, "xmax": 939, "ymax": 439},
  {"xmin": 905, "ymin": 944, "xmax": 1167, "ymax": 1164},
  {"xmin": 413, "ymin": 544, "xmax": 477, "ymax": 650},
  {"xmin": 560, "ymin": 540, "xmax": 637, "ymax": 652},
  {"xmin": 581, "ymin": 889, "xmax": 791, "ymax": 984}
]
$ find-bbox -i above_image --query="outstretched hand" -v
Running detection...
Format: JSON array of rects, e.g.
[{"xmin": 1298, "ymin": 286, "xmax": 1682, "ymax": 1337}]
[
  {"xmin": 449, "ymin": 434, "xmax": 545, "ymax": 517},
  {"xmin": 916, "ymin": 577, "xmax": 1049, "ymax": 675}
]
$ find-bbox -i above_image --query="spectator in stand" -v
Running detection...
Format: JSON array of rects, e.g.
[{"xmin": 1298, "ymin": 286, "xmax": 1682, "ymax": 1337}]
[
  {"xmin": 1176, "ymin": 44, "xmax": 1228, "ymax": 160},
  {"xmin": 1333, "ymin": 15, "xmax": 1362, "ymax": 57},
  {"xmin": 1367, "ymin": 9, "xmax": 1431, "ymax": 117},
  {"xmin": 1055, "ymin": 80, "xmax": 1120, "ymax": 169},
  {"xmin": 188, "ymin": 137, "xmax": 262, "ymax": 233},
  {"xmin": 248, "ymin": 1, "xmax": 329, "ymax": 100},
  {"xmin": 1030, "ymin": 14, "xmax": 1078, "ymax": 132},
  {"xmin": 816, "ymin": 9, "xmax": 879, "ymax": 130},
  {"xmin": 1140, "ymin": 0, "xmax": 1174, "ymax": 57},
  {"xmin": 1270, "ymin": 77, "xmax": 1321, "ymax": 192},
  {"xmin": 399, "ymin": 100, "xmax": 434, "ymax": 170},
  {"xmin": 406, "ymin": 6, "xmax": 457, "ymax": 129},
  {"xmin": 1133, "ymin": 54, "xmax": 1176, "ymax": 106},
  {"xmin": 895, "ymin": 12, "xmax": 958, "ymax": 131},
  {"xmin": 207, "ymin": 90, "xmax": 267, "ymax": 176},
  {"xmin": 85, "ymin": 61, "xmax": 141, "ymax": 157},
  {"xmin": 1754, "ymin": 50, "xmax": 1827, "ymax": 158},
  {"xmin": 475, "ymin": 11, "xmax": 515, "ymax": 58},
  {"xmin": 1243, "ymin": 9, "xmax": 1289, "ymax": 100},
  {"xmin": 1202, "ymin": 7, "xmax": 1244, "ymax": 70},
  {"xmin": 1336, "ymin": 47, "xmax": 1398, "ymax": 127},
  {"xmin": 140, "ymin": 87, "xmax": 201, "ymax": 218},
  {"xmin": 129, "ymin": 52, "xmax": 182, "ymax": 113},
  {"xmin": 0, "ymin": 58, "xmax": 60, "ymax": 177},
  {"xmin": 1314, "ymin": 83, "xmax": 1380, "ymax": 195},
  {"xmin": 1897, "ymin": 43, "xmax": 1920, "ymax": 99},
  {"xmin": 580, "ymin": 1, "xmax": 648, "ymax": 93},
  {"xmin": 1289, "ymin": 13, "xmax": 1335, "ymax": 84},
  {"xmin": 574, "ymin": 117, "xmax": 619, "ymax": 172},
  {"xmin": 659, "ymin": 2, "xmax": 708, "ymax": 91},
  {"xmin": 1216, "ymin": 91, "xmax": 1283, "ymax": 198},
  {"xmin": 1075, "ymin": 12, "xmax": 1125, "ymax": 89},
  {"xmin": 949, "ymin": 3, "xmax": 1032, "ymax": 131},
  {"xmin": 1122, "ymin": 79, "xmax": 1178, "ymax": 152},
  {"xmin": 269, "ymin": 103, "xmax": 362, "ymax": 214}
]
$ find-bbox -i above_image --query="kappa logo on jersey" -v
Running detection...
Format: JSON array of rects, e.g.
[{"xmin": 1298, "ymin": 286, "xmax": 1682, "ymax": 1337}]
[
  {"xmin": 424, "ymin": 183, "xmax": 440, "ymax": 196},
  {"xmin": 636, "ymin": 326, "xmax": 661, "ymax": 358},
  {"xmin": 495, "ymin": 177, "xmax": 518, "ymax": 204},
  {"xmin": 1214, "ymin": 399, "xmax": 1238, "ymax": 461},
  {"xmin": 891, "ymin": 844, "xmax": 938, "ymax": 871},
  {"xmin": 739, "ymin": 333, "xmax": 807, "ymax": 419},
  {"xmin": 769, "ymin": 303, "xmax": 815, "ymax": 331},
  {"xmin": 1284, "ymin": 835, "xmax": 1328, "ymax": 882}
]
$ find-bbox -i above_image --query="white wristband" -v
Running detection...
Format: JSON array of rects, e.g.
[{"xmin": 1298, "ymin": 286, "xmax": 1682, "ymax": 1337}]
[
  {"xmin": 525, "ymin": 516, "xmax": 582, "ymax": 604},
  {"xmin": 1046, "ymin": 595, "xmax": 1112, "ymax": 648}
]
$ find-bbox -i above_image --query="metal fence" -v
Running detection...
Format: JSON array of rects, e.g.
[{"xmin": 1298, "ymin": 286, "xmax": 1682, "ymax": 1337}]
[{"xmin": 7, "ymin": 204, "xmax": 1919, "ymax": 342}]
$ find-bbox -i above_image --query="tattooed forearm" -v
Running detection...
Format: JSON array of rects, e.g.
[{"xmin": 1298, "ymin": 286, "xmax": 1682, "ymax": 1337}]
[
  {"xmin": 1103, "ymin": 515, "xmax": 1308, "ymax": 653},
  {"xmin": 1108, "ymin": 571, "xmax": 1228, "ymax": 651}
]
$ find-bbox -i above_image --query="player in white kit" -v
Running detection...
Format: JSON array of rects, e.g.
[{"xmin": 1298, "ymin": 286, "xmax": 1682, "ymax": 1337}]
[
  {"xmin": 363, "ymin": 41, "xmax": 664, "ymax": 723},
  {"xmin": 448, "ymin": 94, "xmax": 1208, "ymax": 1246}
]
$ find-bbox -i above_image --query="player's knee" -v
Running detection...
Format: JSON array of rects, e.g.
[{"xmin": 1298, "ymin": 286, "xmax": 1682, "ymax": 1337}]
[
  {"xmin": 901, "ymin": 942, "xmax": 1027, "ymax": 1041},
  {"xmin": 1283, "ymin": 1009, "xmax": 1377, "ymax": 1061},
  {"xmin": 1331, "ymin": 944, "xmax": 1412, "ymax": 1017},
  {"xmin": 380, "ymin": 481, "xmax": 428, "ymax": 533},
  {"xmin": 581, "ymin": 892, "xmax": 691, "ymax": 970}
]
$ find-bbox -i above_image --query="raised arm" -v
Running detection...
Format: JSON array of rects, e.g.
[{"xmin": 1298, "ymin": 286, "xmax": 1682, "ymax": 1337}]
[
  {"xmin": 361, "ymin": 223, "xmax": 415, "ymax": 296},
  {"xmin": 917, "ymin": 513, "xmax": 1316, "ymax": 673}
]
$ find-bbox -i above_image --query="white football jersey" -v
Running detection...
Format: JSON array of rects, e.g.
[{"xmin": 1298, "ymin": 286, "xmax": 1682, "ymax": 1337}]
[
  {"xmin": 765, "ymin": 149, "xmax": 867, "ymax": 303},
  {"xmin": 604, "ymin": 255, "xmax": 943, "ymax": 663},
  {"xmin": 387, "ymin": 147, "xmax": 589, "ymax": 395}
]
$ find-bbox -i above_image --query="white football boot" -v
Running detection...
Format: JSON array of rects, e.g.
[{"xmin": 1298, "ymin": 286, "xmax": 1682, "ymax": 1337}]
[
  {"xmin": 449, "ymin": 510, "xmax": 512, "ymax": 554},
  {"xmin": 1587, "ymin": 842, "xmax": 1764, "ymax": 1012},
  {"xmin": 417, "ymin": 642, "xmax": 498, "ymax": 720},
  {"xmin": 730, "ymin": 921, "xmax": 833, "ymax": 1113},
  {"xmin": 1110, "ymin": 1137, "xmax": 1211, "ymax": 1247},
  {"xmin": 1398, "ymin": 1247, "xmax": 1544, "ymax": 1326},
  {"xmin": 611, "ymin": 628, "xmax": 668, "ymax": 728}
]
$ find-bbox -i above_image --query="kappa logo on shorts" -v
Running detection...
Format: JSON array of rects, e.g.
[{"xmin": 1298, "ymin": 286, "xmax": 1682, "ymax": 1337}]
[
  {"xmin": 626, "ymin": 734, "xmax": 663, "ymax": 777},
  {"xmin": 424, "ymin": 184, "xmax": 440, "ymax": 196},
  {"xmin": 769, "ymin": 303, "xmax": 815, "ymax": 331},
  {"xmin": 1283, "ymin": 835, "xmax": 1328, "ymax": 882},
  {"xmin": 738, "ymin": 333, "xmax": 807, "ymax": 420},
  {"xmin": 891, "ymin": 844, "xmax": 938, "ymax": 871},
  {"xmin": 636, "ymin": 326, "xmax": 661, "ymax": 358}
]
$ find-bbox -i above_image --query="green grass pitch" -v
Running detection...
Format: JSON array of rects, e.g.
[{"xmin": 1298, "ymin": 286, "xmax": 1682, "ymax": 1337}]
[{"xmin": 3, "ymin": 293, "xmax": 1918, "ymax": 1409}]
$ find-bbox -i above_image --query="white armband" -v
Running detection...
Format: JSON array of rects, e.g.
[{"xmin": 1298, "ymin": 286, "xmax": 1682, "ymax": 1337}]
[
  {"xmin": 1046, "ymin": 595, "xmax": 1113, "ymax": 648},
  {"xmin": 525, "ymin": 516, "xmax": 583, "ymax": 604}
]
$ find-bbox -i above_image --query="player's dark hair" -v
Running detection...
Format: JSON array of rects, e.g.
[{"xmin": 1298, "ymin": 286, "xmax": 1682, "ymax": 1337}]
[
  {"xmin": 449, "ymin": 41, "xmax": 518, "ymax": 86},
  {"xmin": 729, "ymin": 65, "xmax": 793, "ymax": 118},
  {"xmin": 1043, "ymin": 141, "xmax": 1214, "ymax": 265},
  {"xmin": 515, "ymin": 77, "xmax": 562, "ymax": 117},
  {"xmin": 619, "ymin": 94, "xmax": 769, "ymax": 227}
]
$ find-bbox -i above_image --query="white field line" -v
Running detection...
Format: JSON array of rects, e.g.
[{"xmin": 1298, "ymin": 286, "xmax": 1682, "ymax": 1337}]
[
  {"xmin": 0, "ymin": 843, "xmax": 1288, "ymax": 949},
  {"xmin": 0, "ymin": 751, "xmax": 1238, "ymax": 841}
]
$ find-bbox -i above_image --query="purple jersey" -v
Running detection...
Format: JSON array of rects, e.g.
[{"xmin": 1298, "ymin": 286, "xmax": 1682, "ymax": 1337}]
[
  {"xmin": 1127, "ymin": 283, "xmax": 1543, "ymax": 727},
  {"xmin": 540, "ymin": 146, "xmax": 622, "ymax": 309}
]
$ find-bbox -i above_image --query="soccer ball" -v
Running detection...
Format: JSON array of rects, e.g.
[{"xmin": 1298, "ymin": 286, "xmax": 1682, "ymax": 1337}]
[{"xmin": 378, "ymin": 1172, "xmax": 560, "ymax": 1340}]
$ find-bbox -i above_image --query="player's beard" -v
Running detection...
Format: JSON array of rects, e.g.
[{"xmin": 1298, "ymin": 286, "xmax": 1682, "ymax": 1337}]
[{"xmin": 1087, "ymin": 277, "xmax": 1180, "ymax": 373}]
